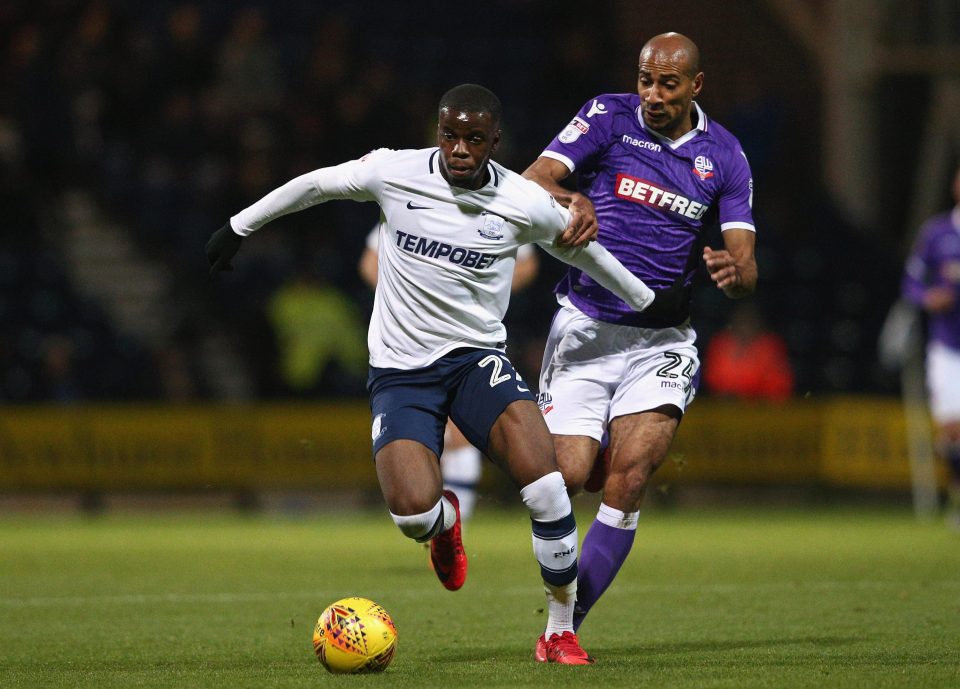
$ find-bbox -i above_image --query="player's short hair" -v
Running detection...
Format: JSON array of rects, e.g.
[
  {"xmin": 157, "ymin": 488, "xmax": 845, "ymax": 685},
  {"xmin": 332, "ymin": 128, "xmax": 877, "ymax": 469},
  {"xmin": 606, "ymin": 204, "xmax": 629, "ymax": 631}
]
[{"xmin": 438, "ymin": 84, "xmax": 502, "ymax": 127}]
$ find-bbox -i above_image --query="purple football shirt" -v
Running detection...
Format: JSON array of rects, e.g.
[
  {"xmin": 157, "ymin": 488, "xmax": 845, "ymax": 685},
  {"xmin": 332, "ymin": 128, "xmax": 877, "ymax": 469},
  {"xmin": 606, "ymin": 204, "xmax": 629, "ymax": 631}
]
[
  {"xmin": 902, "ymin": 208, "xmax": 960, "ymax": 349},
  {"xmin": 542, "ymin": 93, "xmax": 755, "ymax": 327}
]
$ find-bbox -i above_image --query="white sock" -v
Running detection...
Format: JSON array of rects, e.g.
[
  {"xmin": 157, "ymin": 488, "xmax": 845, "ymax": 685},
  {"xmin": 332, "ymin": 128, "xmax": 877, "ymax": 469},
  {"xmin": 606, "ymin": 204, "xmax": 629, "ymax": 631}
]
[
  {"xmin": 390, "ymin": 500, "xmax": 443, "ymax": 542},
  {"xmin": 520, "ymin": 472, "xmax": 579, "ymax": 637},
  {"xmin": 440, "ymin": 493, "xmax": 457, "ymax": 532},
  {"xmin": 444, "ymin": 485, "xmax": 477, "ymax": 522},
  {"xmin": 596, "ymin": 502, "xmax": 640, "ymax": 530},
  {"xmin": 544, "ymin": 581, "xmax": 577, "ymax": 637}
]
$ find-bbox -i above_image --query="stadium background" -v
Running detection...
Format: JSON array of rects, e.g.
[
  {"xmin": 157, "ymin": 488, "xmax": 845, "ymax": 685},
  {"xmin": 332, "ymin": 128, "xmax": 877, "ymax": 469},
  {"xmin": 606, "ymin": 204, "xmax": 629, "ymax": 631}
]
[{"xmin": 1, "ymin": 0, "xmax": 958, "ymax": 503}]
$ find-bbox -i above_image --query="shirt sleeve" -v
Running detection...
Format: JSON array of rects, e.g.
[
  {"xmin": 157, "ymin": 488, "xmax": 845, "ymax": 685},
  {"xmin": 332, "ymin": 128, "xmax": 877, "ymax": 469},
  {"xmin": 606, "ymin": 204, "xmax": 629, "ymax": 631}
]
[
  {"xmin": 539, "ymin": 240, "xmax": 654, "ymax": 312},
  {"xmin": 540, "ymin": 96, "xmax": 611, "ymax": 174},
  {"xmin": 718, "ymin": 148, "xmax": 756, "ymax": 233},
  {"xmin": 230, "ymin": 149, "xmax": 389, "ymax": 235},
  {"xmin": 520, "ymin": 186, "xmax": 653, "ymax": 311}
]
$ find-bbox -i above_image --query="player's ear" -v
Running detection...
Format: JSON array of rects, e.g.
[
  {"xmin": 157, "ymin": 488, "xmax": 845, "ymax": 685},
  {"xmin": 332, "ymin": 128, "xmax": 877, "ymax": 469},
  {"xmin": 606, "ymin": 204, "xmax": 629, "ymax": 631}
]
[
  {"xmin": 691, "ymin": 72, "xmax": 704, "ymax": 97},
  {"xmin": 491, "ymin": 129, "xmax": 502, "ymax": 153}
]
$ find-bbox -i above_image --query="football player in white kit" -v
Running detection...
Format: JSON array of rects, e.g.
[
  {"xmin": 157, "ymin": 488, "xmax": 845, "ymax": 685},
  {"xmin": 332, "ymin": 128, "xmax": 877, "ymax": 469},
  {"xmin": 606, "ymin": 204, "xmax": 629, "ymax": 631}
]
[
  {"xmin": 359, "ymin": 222, "xmax": 540, "ymax": 521},
  {"xmin": 206, "ymin": 84, "xmax": 682, "ymax": 664}
]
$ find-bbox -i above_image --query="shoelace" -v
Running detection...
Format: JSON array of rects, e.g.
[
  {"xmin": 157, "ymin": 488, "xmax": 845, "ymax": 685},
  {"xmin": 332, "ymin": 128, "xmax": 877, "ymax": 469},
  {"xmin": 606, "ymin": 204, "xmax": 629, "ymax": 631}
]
[
  {"xmin": 550, "ymin": 632, "xmax": 587, "ymax": 658},
  {"xmin": 433, "ymin": 529, "xmax": 462, "ymax": 564}
]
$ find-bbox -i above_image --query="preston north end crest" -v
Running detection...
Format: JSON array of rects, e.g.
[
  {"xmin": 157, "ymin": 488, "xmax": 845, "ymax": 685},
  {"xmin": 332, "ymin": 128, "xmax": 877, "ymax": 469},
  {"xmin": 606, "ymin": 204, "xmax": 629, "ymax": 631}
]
[{"xmin": 478, "ymin": 213, "xmax": 505, "ymax": 240}]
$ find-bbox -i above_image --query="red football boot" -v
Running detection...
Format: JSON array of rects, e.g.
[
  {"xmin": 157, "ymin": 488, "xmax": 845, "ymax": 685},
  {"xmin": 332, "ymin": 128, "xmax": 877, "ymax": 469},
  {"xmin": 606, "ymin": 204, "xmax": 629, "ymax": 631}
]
[
  {"xmin": 535, "ymin": 634, "xmax": 548, "ymax": 662},
  {"xmin": 429, "ymin": 490, "xmax": 467, "ymax": 591},
  {"xmin": 537, "ymin": 631, "xmax": 594, "ymax": 665}
]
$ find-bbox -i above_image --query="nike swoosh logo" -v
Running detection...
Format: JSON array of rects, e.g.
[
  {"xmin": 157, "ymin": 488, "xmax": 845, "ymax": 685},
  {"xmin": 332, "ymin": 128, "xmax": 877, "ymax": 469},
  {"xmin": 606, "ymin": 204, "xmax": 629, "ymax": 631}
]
[
  {"xmin": 407, "ymin": 201, "xmax": 432, "ymax": 210},
  {"xmin": 517, "ymin": 384, "xmax": 530, "ymax": 393}
]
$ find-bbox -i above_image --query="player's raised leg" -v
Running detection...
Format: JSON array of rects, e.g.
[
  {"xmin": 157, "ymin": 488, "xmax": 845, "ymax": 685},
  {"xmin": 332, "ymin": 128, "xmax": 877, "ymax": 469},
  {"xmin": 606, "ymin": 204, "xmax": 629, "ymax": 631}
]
[
  {"xmin": 369, "ymin": 366, "xmax": 470, "ymax": 592},
  {"xmin": 375, "ymin": 438, "xmax": 467, "ymax": 590},
  {"xmin": 485, "ymin": 399, "xmax": 593, "ymax": 665}
]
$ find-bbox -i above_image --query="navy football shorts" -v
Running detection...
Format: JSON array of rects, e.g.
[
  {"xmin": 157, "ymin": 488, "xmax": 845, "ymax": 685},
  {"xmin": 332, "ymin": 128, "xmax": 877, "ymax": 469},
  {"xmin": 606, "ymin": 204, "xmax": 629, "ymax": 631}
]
[{"xmin": 367, "ymin": 347, "xmax": 535, "ymax": 458}]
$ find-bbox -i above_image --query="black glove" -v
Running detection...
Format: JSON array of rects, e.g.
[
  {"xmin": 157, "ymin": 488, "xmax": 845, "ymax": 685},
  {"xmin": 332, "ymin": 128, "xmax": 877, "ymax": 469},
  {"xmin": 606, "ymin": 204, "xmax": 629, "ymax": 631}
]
[
  {"xmin": 206, "ymin": 222, "xmax": 244, "ymax": 273},
  {"xmin": 643, "ymin": 276, "xmax": 691, "ymax": 320}
]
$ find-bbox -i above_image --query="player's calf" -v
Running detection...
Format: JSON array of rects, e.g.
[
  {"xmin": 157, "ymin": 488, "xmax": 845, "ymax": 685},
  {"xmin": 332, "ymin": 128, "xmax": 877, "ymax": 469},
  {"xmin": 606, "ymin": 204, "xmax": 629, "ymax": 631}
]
[
  {"xmin": 521, "ymin": 471, "xmax": 579, "ymax": 587},
  {"xmin": 521, "ymin": 471, "xmax": 594, "ymax": 662}
]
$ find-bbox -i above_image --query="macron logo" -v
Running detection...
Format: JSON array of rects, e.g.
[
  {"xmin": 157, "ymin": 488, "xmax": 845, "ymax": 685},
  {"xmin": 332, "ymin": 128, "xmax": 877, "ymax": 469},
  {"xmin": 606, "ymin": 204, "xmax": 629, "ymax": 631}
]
[
  {"xmin": 586, "ymin": 99, "xmax": 607, "ymax": 118},
  {"xmin": 614, "ymin": 173, "xmax": 708, "ymax": 220},
  {"xmin": 621, "ymin": 135, "xmax": 661, "ymax": 152}
]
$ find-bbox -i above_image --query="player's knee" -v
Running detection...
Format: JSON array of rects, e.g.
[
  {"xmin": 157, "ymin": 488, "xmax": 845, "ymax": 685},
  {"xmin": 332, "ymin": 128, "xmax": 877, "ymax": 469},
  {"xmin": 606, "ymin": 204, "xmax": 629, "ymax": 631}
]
[
  {"xmin": 609, "ymin": 458, "xmax": 659, "ymax": 502},
  {"xmin": 390, "ymin": 499, "xmax": 444, "ymax": 542},
  {"xmin": 520, "ymin": 471, "xmax": 572, "ymax": 522}
]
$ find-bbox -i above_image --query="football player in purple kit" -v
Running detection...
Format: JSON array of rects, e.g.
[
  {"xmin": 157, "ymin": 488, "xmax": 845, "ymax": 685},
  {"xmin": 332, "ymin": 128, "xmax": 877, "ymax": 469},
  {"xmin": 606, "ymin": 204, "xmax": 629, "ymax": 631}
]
[
  {"xmin": 523, "ymin": 32, "xmax": 758, "ymax": 656},
  {"xmin": 902, "ymin": 167, "xmax": 960, "ymax": 530}
]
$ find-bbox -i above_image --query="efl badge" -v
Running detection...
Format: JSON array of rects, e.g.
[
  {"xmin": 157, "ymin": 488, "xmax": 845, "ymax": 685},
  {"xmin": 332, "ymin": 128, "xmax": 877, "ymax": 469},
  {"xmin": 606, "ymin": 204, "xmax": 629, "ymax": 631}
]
[
  {"xmin": 559, "ymin": 117, "xmax": 590, "ymax": 143},
  {"xmin": 693, "ymin": 155, "xmax": 714, "ymax": 180}
]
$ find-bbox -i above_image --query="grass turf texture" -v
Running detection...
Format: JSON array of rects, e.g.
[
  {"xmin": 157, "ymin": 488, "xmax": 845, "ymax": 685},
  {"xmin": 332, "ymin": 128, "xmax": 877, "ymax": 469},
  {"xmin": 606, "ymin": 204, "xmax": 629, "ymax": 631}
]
[{"xmin": 1, "ymin": 503, "xmax": 958, "ymax": 688}]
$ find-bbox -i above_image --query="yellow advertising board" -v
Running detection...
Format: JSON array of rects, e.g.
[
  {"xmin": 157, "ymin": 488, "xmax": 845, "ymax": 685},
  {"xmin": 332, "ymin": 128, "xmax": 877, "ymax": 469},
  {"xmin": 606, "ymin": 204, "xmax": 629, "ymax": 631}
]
[
  {"xmin": 0, "ymin": 398, "xmax": 943, "ymax": 491},
  {"xmin": 0, "ymin": 404, "xmax": 375, "ymax": 490}
]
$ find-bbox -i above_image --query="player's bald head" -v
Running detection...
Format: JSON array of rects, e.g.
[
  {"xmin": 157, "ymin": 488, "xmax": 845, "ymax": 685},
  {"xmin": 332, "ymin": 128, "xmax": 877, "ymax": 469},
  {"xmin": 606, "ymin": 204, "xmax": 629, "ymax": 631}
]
[{"xmin": 640, "ymin": 32, "xmax": 700, "ymax": 77}]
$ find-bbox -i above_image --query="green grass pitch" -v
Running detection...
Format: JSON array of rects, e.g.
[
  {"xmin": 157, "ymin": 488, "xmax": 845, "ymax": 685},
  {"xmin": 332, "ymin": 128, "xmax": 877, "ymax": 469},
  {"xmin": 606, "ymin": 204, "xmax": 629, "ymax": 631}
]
[{"xmin": 1, "ymin": 501, "xmax": 958, "ymax": 688}]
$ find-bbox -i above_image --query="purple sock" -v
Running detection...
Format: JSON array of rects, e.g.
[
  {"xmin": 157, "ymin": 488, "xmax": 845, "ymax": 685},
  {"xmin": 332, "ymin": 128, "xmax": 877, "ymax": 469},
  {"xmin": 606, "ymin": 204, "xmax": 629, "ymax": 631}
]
[{"xmin": 573, "ymin": 507, "xmax": 637, "ymax": 631}]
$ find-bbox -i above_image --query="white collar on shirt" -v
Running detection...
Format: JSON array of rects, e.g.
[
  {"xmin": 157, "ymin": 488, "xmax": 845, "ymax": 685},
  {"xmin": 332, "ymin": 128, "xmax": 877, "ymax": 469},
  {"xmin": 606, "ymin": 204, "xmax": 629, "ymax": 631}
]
[{"xmin": 635, "ymin": 101, "xmax": 708, "ymax": 149}]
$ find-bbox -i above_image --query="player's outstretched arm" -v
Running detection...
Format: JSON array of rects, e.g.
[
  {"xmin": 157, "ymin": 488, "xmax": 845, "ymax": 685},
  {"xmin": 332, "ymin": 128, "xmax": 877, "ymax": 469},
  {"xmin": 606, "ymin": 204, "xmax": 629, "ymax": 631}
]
[
  {"xmin": 206, "ymin": 172, "xmax": 327, "ymax": 274},
  {"xmin": 207, "ymin": 155, "xmax": 381, "ymax": 274},
  {"xmin": 523, "ymin": 157, "xmax": 597, "ymax": 248},
  {"xmin": 540, "ymin": 240, "xmax": 654, "ymax": 312},
  {"xmin": 206, "ymin": 172, "xmax": 323, "ymax": 273}
]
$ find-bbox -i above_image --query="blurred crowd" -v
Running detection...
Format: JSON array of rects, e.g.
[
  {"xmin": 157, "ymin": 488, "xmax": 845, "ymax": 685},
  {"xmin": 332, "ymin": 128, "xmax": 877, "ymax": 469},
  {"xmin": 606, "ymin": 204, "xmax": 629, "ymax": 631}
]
[{"xmin": 0, "ymin": 1, "xmax": 904, "ymax": 404}]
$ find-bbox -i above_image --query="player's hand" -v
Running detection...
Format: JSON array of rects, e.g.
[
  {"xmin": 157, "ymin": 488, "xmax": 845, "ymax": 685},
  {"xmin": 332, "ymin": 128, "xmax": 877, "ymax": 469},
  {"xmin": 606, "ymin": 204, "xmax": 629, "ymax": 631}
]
[
  {"xmin": 643, "ymin": 275, "xmax": 690, "ymax": 318},
  {"xmin": 557, "ymin": 193, "xmax": 598, "ymax": 247},
  {"xmin": 206, "ymin": 222, "xmax": 244, "ymax": 273},
  {"xmin": 703, "ymin": 246, "xmax": 740, "ymax": 291}
]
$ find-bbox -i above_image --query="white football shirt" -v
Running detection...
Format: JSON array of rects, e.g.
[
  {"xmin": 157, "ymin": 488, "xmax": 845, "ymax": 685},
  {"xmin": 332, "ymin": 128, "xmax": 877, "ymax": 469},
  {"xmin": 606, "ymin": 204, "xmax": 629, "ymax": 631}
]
[{"xmin": 231, "ymin": 147, "xmax": 654, "ymax": 370}]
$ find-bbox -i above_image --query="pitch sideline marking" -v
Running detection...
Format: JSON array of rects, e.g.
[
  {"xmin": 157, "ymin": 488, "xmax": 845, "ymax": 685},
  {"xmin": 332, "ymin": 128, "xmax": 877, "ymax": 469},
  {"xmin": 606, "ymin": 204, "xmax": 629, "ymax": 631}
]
[{"xmin": 3, "ymin": 580, "xmax": 959, "ymax": 608}]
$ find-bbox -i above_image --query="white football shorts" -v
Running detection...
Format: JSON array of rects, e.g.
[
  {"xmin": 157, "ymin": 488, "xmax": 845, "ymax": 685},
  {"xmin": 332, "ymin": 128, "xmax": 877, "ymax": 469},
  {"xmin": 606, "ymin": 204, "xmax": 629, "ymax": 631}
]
[
  {"xmin": 537, "ymin": 303, "xmax": 699, "ymax": 440},
  {"xmin": 926, "ymin": 341, "xmax": 960, "ymax": 423}
]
